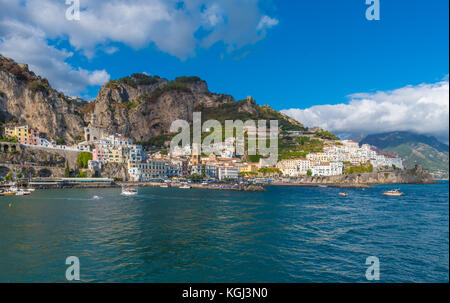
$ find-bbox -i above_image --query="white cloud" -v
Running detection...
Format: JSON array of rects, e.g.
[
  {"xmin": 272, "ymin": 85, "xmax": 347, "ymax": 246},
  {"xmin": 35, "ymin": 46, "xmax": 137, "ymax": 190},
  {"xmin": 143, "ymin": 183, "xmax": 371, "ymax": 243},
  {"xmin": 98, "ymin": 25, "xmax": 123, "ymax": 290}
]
[
  {"xmin": 0, "ymin": 0, "xmax": 278, "ymax": 95},
  {"xmin": 1, "ymin": 0, "xmax": 278, "ymax": 60},
  {"xmin": 257, "ymin": 15, "xmax": 279, "ymax": 31},
  {"xmin": 282, "ymin": 79, "xmax": 450, "ymax": 143},
  {"xmin": 0, "ymin": 21, "xmax": 110, "ymax": 96}
]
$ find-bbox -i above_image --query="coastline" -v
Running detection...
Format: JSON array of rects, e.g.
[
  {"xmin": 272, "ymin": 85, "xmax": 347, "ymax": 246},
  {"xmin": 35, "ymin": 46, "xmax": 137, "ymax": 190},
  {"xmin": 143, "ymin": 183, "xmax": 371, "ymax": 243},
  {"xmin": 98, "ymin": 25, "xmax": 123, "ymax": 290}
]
[{"xmin": 1, "ymin": 179, "xmax": 441, "ymax": 193}]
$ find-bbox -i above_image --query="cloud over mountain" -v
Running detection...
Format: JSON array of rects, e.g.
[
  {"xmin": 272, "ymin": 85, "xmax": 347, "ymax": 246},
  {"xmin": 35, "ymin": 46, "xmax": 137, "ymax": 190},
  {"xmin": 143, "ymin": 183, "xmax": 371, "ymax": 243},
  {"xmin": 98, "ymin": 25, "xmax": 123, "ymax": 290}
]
[
  {"xmin": 0, "ymin": 0, "xmax": 278, "ymax": 95},
  {"xmin": 282, "ymin": 78, "xmax": 450, "ymax": 143}
]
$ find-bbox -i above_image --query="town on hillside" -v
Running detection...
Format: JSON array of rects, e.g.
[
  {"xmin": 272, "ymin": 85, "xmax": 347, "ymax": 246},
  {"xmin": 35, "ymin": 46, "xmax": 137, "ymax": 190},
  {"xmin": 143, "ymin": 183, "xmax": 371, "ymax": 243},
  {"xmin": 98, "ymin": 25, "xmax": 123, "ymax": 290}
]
[{"xmin": 0, "ymin": 121, "xmax": 404, "ymax": 184}]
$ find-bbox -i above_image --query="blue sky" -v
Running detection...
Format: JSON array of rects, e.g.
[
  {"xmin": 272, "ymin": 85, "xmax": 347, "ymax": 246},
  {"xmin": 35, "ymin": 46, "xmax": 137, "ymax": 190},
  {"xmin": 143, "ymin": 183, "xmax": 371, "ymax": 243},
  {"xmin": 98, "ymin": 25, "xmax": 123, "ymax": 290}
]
[
  {"xmin": 0, "ymin": 0, "xmax": 448, "ymax": 140},
  {"xmin": 69, "ymin": 0, "xmax": 449, "ymax": 109}
]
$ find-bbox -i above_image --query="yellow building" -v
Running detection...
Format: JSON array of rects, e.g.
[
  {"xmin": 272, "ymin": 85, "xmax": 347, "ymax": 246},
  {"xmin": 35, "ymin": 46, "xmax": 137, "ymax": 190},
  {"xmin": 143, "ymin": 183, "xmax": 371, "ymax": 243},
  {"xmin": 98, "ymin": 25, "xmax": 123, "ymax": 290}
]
[
  {"xmin": 240, "ymin": 163, "xmax": 259, "ymax": 173},
  {"xmin": 106, "ymin": 147, "xmax": 129, "ymax": 164},
  {"xmin": 4, "ymin": 125, "xmax": 40, "ymax": 145}
]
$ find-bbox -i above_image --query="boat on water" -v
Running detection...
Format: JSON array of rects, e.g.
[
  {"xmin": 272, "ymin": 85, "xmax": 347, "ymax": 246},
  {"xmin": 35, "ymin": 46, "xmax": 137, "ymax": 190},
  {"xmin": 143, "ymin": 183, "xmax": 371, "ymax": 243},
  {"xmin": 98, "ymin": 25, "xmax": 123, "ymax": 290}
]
[
  {"xmin": 121, "ymin": 186, "xmax": 138, "ymax": 196},
  {"xmin": 318, "ymin": 185, "xmax": 328, "ymax": 188},
  {"xmin": 15, "ymin": 190, "xmax": 25, "ymax": 196},
  {"xmin": 179, "ymin": 184, "xmax": 191, "ymax": 189},
  {"xmin": 339, "ymin": 192, "xmax": 348, "ymax": 197},
  {"xmin": 1, "ymin": 190, "xmax": 16, "ymax": 196},
  {"xmin": 0, "ymin": 186, "xmax": 30, "ymax": 196},
  {"xmin": 382, "ymin": 189, "xmax": 404, "ymax": 196},
  {"xmin": 160, "ymin": 183, "xmax": 169, "ymax": 188}
]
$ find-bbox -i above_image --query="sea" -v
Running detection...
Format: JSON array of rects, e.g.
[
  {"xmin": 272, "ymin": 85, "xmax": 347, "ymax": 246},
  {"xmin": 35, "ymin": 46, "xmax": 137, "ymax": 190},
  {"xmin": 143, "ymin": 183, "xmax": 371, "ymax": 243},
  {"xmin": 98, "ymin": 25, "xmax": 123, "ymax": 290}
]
[{"xmin": 0, "ymin": 181, "xmax": 448, "ymax": 282}]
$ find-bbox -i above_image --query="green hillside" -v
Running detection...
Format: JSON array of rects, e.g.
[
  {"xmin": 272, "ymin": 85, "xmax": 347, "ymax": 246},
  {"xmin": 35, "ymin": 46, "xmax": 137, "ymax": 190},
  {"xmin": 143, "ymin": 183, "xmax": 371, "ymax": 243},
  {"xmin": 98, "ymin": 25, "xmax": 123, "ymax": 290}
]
[{"xmin": 360, "ymin": 132, "xmax": 449, "ymax": 179}]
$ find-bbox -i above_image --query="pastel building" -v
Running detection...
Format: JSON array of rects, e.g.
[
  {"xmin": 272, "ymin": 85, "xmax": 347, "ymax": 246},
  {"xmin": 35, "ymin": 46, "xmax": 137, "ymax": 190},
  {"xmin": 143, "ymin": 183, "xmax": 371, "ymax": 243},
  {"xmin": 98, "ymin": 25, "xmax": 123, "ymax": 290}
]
[{"xmin": 5, "ymin": 125, "xmax": 40, "ymax": 145}]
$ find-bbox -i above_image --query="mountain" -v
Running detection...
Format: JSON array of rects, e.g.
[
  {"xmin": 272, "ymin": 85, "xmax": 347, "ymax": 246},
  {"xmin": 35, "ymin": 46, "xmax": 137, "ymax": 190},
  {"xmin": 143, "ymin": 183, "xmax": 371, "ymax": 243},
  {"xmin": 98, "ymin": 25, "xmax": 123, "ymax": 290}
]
[
  {"xmin": 0, "ymin": 54, "xmax": 303, "ymax": 146},
  {"xmin": 0, "ymin": 54, "xmax": 86, "ymax": 143},
  {"xmin": 360, "ymin": 131, "xmax": 449, "ymax": 179}
]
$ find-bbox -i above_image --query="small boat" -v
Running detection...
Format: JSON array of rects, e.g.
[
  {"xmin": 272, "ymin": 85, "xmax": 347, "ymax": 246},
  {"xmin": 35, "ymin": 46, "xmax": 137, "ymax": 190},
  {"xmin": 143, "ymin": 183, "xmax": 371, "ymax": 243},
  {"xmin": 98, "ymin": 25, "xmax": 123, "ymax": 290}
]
[
  {"xmin": 179, "ymin": 184, "xmax": 191, "ymax": 189},
  {"xmin": 318, "ymin": 185, "xmax": 328, "ymax": 188},
  {"xmin": 339, "ymin": 192, "xmax": 348, "ymax": 197},
  {"xmin": 26, "ymin": 188, "xmax": 36, "ymax": 192},
  {"xmin": 382, "ymin": 189, "xmax": 404, "ymax": 196},
  {"xmin": 160, "ymin": 183, "xmax": 169, "ymax": 188},
  {"xmin": 121, "ymin": 186, "xmax": 138, "ymax": 196},
  {"xmin": 2, "ymin": 190, "xmax": 16, "ymax": 196},
  {"xmin": 92, "ymin": 195, "xmax": 101, "ymax": 200},
  {"xmin": 15, "ymin": 190, "xmax": 25, "ymax": 196}
]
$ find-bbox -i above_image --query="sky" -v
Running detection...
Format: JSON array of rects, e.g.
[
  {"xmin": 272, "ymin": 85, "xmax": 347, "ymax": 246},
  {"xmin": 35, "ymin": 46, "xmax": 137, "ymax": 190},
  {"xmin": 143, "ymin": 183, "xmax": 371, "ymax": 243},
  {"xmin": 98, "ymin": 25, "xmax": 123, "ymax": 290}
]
[{"xmin": 0, "ymin": 0, "xmax": 448, "ymax": 142}]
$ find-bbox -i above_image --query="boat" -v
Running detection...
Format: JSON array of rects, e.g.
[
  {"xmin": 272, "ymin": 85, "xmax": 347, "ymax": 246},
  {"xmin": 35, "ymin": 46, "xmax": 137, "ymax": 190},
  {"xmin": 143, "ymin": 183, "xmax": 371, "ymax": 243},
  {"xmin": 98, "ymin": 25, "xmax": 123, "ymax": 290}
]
[
  {"xmin": 26, "ymin": 188, "xmax": 36, "ymax": 192},
  {"xmin": 15, "ymin": 190, "xmax": 25, "ymax": 196},
  {"xmin": 382, "ymin": 189, "xmax": 404, "ymax": 196},
  {"xmin": 121, "ymin": 186, "xmax": 138, "ymax": 196},
  {"xmin": 2, "ymin": 190, "xmax": 16, "ymax": 196},
  {"xmin": 160, "ymin": 183, "xmax": 169, "ymax": 188},
  {"xmin": 318, "ymin": 185, "xmax": 328, "ymax": 188},
  {"xmin": 179, "ymin": 184, "xmax": 191, "ymax": 189},
  {"xmin": 339, "ymin": 192, "xmax": 348, "ymax": 197}
]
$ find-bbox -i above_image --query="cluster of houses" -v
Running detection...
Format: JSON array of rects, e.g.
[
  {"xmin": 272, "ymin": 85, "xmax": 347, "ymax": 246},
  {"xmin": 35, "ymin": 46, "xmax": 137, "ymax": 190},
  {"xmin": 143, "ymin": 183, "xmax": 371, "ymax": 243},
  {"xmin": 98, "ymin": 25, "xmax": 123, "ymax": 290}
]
[
  {"xmin": 3, "ymin": 125, "xmax": 90, "ymax": 151},
  {"xmin": 3, "ymin": 124, "xmax": 403, "ymax": 180},
  {"xmin": 276, "ymin": 139, "xmax": 403, "ymax": 177}
]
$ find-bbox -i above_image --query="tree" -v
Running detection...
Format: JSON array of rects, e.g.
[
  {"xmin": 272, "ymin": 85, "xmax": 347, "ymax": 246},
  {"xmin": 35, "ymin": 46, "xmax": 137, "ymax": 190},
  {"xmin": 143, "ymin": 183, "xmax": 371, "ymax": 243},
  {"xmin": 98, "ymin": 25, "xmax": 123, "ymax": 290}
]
[
  {"xmin": 307, "ymin": 170, "xmax": 312, "ymax": 176},
  {"xmin": 5, "ymin": 172, "xmax": 13, "ymax": 181},
  {"xmin": 189, "ymin": 174, "xmax": 203, "ymax": 180},
  {"xmin": 64, "ymin": 162, "xmax": 70, "ymax": 177},
  {"xmin": 56, "ymin": 138, "xmax": 66, "ymax": 145},
  {"xmin": 77, "ymin": 152, "xmax": 92, "ymax": 168}
]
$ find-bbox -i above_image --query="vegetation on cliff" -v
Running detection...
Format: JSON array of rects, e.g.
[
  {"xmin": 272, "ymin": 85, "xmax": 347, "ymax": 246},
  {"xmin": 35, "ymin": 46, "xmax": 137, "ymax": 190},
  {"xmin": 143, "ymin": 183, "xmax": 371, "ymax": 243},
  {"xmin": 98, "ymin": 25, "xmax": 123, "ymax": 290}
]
[{"xmin": 360, "ymin": 131, "xmax": 449, "ymax": 179}]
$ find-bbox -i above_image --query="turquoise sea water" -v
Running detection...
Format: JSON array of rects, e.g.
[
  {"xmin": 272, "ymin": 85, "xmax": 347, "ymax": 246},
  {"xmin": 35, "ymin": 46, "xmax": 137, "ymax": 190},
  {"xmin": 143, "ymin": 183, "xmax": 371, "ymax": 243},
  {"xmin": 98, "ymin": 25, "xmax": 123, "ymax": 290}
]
[{"xmin": 0, "ymin": 182, "xmax": 448, "ymax": 282}]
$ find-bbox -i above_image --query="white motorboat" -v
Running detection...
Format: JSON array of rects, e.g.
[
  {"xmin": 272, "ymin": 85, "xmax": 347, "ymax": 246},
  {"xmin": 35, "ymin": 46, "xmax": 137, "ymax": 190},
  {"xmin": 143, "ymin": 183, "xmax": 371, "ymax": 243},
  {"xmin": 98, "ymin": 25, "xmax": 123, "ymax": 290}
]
[
  {"xmin": 121, "ymin": 186, "xmax": 138, "ymax": 196},
  {"xmin": 382, "ymin": 189, "xmax": 404, "ymax": 196},
  {"xmin": 160, "ymin": 183, "xmax": 169, "ymax": 188},
  {"xmin": 179, "ymin": 184, "xmax": 191, "ymax": 189},
  {"xmin": 15, "ymin": 189, "xmax": 26, "ymax": 196}
]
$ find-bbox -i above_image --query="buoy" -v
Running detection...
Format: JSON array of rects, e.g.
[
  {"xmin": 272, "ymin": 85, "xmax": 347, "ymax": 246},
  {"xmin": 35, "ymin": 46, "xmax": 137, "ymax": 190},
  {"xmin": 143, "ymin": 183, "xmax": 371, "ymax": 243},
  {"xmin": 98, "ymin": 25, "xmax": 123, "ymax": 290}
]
[{"xmin": 8, "ymin": 203, "xmax": 12, "ymax": 207}]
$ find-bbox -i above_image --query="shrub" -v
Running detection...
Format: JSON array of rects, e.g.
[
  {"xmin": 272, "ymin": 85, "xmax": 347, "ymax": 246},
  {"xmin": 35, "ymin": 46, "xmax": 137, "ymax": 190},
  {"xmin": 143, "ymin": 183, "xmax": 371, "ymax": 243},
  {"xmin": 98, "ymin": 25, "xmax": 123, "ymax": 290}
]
[
  {"xmin": 56, "ymin": 138, "xmax": 66, "ymax": 145},
  {"xmin": 5, "ymin": 172, "xmax": 12, "ymax": 181},
  {"xmin": 314, "ymin": 131, "xmax": 340, "ymax": 140},
  {"xmin": 77, "ymin": 152, "xmax": 92, "ymax": 168},
  {"xmin": 28, "ymin": 80, "xmax": 50, "ymax": 94},
  {"xmin": 174, "ymin": 76, "xmax": 201, "ymax": 83},
  {"xmin": 76, "ymin": 171, "xmax": 88, "ymax": 178}
]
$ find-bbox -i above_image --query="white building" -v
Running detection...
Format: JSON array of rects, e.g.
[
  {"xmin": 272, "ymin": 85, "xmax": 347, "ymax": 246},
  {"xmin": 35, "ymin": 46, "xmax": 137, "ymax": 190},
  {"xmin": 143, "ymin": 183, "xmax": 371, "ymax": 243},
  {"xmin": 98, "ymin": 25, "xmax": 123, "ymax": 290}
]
[
  {"xmin": 276, "ymin": 158, "xmax": 310, "ymax": 177},
  {"xmin": 38, "ymin": 138, "xmax": 53, "ymax": 148},
  {"xmin": 311, "ymin": 162, "xmax": 343, "ymax": 176},
  {"xmin": 217, "ymin": 166, "xmax": 239, "ymax": 180}
]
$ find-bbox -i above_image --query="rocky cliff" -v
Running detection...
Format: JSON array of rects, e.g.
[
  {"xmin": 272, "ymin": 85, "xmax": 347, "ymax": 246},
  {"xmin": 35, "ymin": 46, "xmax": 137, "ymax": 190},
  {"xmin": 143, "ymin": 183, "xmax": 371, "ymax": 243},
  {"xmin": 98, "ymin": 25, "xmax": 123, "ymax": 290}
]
[
  {"xmin": 360, "ymin": 131, "xmax": 449, "ymax": 179},
  {"xmin": 296, "ymin": 165, "xmax": 436, "ymax": 185},
  {"xmin": 80, "ymin": 75, "xmax": 237, "ymax": 142},
  {"xmin": 0, "ymin": 54, "xmax": 86, "ymax": 143},
  {"xmin": 1, "ymin": 54, "xmax": 303, "ymax": 145}
]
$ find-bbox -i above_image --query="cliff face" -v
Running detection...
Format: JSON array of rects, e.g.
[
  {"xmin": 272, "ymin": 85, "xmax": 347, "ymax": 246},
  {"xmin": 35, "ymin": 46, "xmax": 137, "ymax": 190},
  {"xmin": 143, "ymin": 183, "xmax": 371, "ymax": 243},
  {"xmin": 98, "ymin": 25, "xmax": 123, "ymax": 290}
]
[
  {"xmin": 0, "ymin": 54, "xmax": 303, "ymax": 145},
  {"xmin": 299, "ymin": 166, "xmax": 436, "ymax": 185},
  {"xmin": 360, "ymin": 131, "xmax": 449, "ymax": 179},
  {"xmin": 82, "ymin": 75, "xmax": 235, "ymax": 142},
  {"xmin": 0, "ymin": 54, "xmax": 86, "ymax": 143}
]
